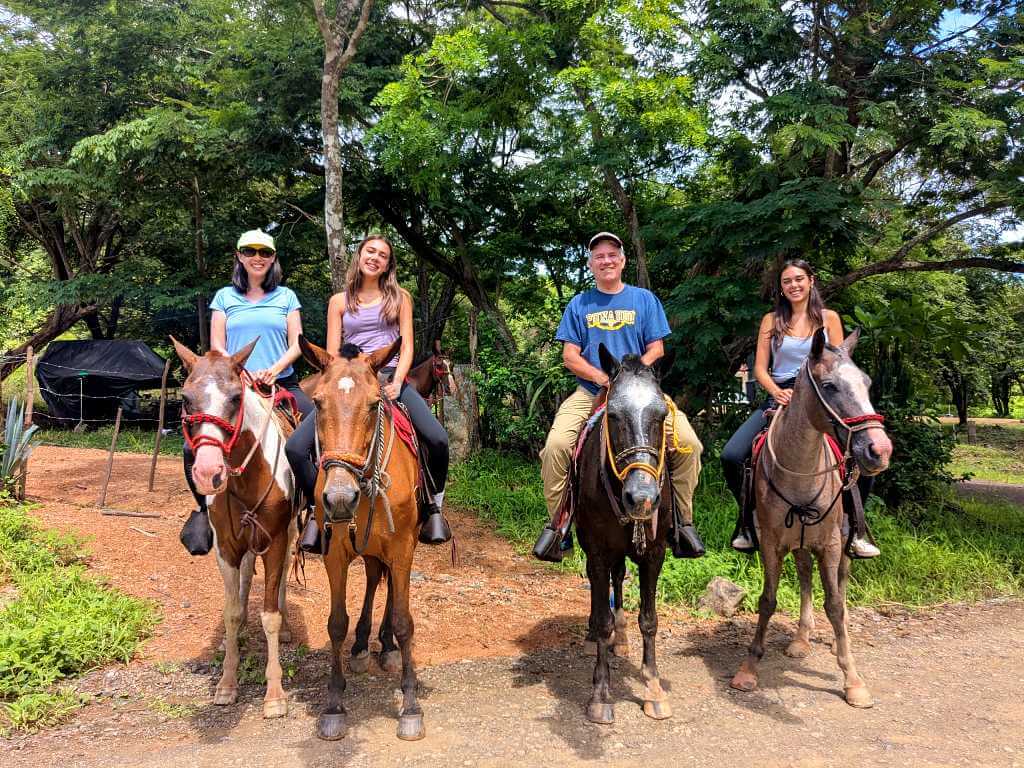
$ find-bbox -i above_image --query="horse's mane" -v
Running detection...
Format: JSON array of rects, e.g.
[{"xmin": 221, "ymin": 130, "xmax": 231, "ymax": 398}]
[
  {"xmin": 340, "ymin": 343, "xmax": 361, "ymax": 360},
  {"xmin": 617, "ymin": 354, "xmax": 655, "ymax": 379}
]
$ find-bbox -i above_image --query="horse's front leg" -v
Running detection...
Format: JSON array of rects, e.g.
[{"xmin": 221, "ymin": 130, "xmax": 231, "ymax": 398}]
[
  {"xmin": 611, "ymin": 558, "xmax": 629, "ymax": 657},
  {"xmin": 378, "ymin": 569, "xmax": 402, "ymax": 674},
  {"xmin": 785, "ymin": 548, "xmax": 815, "ymax": 658},
  {"xmin": 638, "ymin": 550, "xmax": 671, "ymax": 719},
  {"xmin": 389, "ymin": 561, "xmax": 425, "ymax": 740},
  {"xmin": 731, "ymin": 541, "xmax": 783, "ymax": 692},
  {"xmin": 317, "ymin": 548, "xmax": 351, "ymax": 740},
  {"xmin": 213, "ymin": 549, "xmax": 243, "ymax": 706},
  {"xmin": 259, "ymin": 528, "xmax": 290, "ymax": 718},
  {"xmin": 821, "ymin": 549, "xmax": 872, "ymax": 708},
  {"xmin": 585, "ymin": 555, "xmax": 615, "ymax": 724},
  {"xmin": 350, "ymin": 556, "xmax": 383, "ymax": 674}
]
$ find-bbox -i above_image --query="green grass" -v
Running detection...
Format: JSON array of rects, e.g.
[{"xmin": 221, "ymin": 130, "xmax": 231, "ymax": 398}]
[
  {"xmin": 947, "ymin": 423, "xmax": 1024, "ymax": 484},
  {"xmin": 450, "ymin": 450, "xmax": 1024, "ymax": 615},
  {"xmin": 0, "ymin": 500, "xmax": 159, "ymax": 733},
  {"xmin": 36, "ymin": 426, "xmax": 183, "ymax": 456}
]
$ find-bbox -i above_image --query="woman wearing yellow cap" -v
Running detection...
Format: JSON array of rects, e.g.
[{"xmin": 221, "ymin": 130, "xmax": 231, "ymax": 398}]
[{"xmin": 179, "ymin": 229, "xmax": 314, "ymax": 555}]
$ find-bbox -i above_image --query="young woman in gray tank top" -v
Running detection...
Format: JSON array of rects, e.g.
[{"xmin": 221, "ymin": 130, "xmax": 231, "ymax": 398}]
[
  {"xmin": 720, "ymin": 259, "xmax": 880, "ymax": 558},
  {"xmin": 285, "ymin": 235, "xmax": 452, "ymax": 550}
]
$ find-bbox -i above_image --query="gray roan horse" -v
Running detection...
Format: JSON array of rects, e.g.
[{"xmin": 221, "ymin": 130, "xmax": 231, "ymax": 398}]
[
  {"xmin": 731, "ymin": 328, "xmax": 892, "ymax": 707},
  {"xmin": 575, "ymin": 345, "xmax": 676, "ymax": 724}
]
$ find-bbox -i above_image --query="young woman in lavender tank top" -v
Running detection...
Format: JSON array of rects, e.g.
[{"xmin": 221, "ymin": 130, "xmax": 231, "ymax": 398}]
[
  {"xmin": 285, "ymin": 235, "xmax": 452, "ymax": 549},
  {"xmin": 720, "ymin": 259, "xmax": 879, "ymax": 559}
]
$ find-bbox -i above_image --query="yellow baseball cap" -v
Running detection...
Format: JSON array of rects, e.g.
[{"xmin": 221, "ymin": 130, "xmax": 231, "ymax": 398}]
[{"xmin": 236, "ymin": 229, "xmax": 276, "ymax": 251}]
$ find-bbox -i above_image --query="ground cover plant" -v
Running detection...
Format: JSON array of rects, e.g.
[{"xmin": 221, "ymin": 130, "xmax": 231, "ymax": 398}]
[
  {"xmin": 0, "ymin": 500, "xmax": 158, "ymax": 733},
  {"xmin": 35, "ymin": 426, "xmax": 184, "ymax": 457},
  {"xmin": 449, "ymin": 451, "xmax": 1024, "ymax": 614}
]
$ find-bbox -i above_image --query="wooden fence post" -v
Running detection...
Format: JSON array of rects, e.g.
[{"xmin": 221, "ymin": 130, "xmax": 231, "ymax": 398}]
[
  {"xmin": 97, "ymin": 407, "xmax": 123, "ymax": 508},
  {"xmin": 148, "ymin": 358, "xmax": 172, "ymax": 492},
  {"xmin": 23, "ymin": 346, "xmax": 34, "ymax": 428}
]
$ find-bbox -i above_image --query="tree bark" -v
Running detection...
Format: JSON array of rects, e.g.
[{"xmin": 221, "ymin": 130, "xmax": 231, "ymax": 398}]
[
  {"xmin": 192, "ymin": 176, "xmax": 210, "ymax": 352},
  {"xmin": 313, "ymin": 0, "xmax": 375, "ymax": 294},
  {"xmin": 0, "ymin": 304, "xmax": 97, "ymax": 381}
]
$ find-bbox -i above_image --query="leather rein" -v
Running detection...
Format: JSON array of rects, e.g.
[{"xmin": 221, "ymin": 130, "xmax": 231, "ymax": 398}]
[
  {"xmin": 180, "ymin": 371, "xmax": 284, "ymax": 555},
  {"xmin": 761, "ymin": 361, "xmax": 886, "ymax": 544},
  {"xmin": 316, "ymin": 385, "xmax": 398, "ymax": 556}
]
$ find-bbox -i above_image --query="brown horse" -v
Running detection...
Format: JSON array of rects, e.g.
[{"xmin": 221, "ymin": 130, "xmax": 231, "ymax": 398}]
[
  {"xmin": 730, "ymin": 329, "xmax": 892, "ymax": 707},
  {"xmin": 406, "ymin": 339, "xmax": 455, "ymax": 405},
  {"xmin": 171, "ymin": 338, "xmax": 296, "ymax": 718},
  {"xmin": 298, "ymin": 335, "xmax": 426, "ymax": 741}
]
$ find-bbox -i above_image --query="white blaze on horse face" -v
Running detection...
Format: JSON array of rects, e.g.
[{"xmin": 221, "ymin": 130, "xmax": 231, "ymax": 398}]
[
  {"xmin": 338, "ymin": 376, "xmax": 355, "ymax": 394},
  {"xmin": 836, "ymin": 359, "xmax": 874, "ymax": 413}
]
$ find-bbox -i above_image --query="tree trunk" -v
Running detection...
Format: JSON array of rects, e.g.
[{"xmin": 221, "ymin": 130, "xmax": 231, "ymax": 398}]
[
  {"xmin": 0, "ymin": 304, "xmax": 96, "ymax": 381},
  {"xmin": 192, "ymin": 176, "xmax": 210, "ymax": 352},
  {"xmin": 468, "ymin": 306, "xmax": 479, "ymax": 367}
]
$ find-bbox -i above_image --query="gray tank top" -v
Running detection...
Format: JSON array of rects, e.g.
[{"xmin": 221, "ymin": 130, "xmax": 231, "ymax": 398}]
[
  {"xmin": 342, "ymin": 296, "xmax": 400, "ymax": 367},
  {"xmin": 771, "ymin": 329, "xmax": 829, "ymax": 384}
]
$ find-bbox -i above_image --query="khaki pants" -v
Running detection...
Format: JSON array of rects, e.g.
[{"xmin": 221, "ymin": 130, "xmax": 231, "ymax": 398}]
[{"xmin": 539, "ymin": 387, "xmax": 703, "ymax": 524}]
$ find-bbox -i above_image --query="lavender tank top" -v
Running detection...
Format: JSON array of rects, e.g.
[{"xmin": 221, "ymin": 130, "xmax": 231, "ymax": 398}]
[{"xmin": 342, "ymin": 297, "xmax": 400, "ymax": 368}]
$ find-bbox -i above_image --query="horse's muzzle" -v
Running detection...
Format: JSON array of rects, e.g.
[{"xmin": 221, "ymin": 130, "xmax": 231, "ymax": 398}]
[
  {"xmin": 854, "ymin": 430, "xmax": 893, "ymax": 475},
  {"xmin": 322, "ymin": 482, "xmax": 360, "ymax": 523},
  {"xmin": 622, "ymin": 472, "xmax": 661, "ymax": 522}
]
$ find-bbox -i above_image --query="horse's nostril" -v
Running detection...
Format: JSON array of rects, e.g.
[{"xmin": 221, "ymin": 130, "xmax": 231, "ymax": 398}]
[
  {"xmin": 212, "ymin": 471, "xmax": 224, "ymax": 488},
  {"xmin": 624, "ymin": 489, "xmax": 636, "ymax": 508}
]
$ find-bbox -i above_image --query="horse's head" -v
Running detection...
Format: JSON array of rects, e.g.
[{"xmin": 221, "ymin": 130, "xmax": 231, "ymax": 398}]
[
  {"xmin": 430, "ymin": 339, "xmax": 455, "ymax": 397},
  {"xmin": 300, "ymin": 335, "xmax": 402, "ymax": 524},
  {"xmin": 806, "ymin": 328, "xmax": 893, "ymax": 476},
  {"xmin": 171, "ymin": 336, "xmax": 257, "ymax": 496},
  {"xmin": 598, "ymin": 344, "xmax": 670, "ymax": 523}
]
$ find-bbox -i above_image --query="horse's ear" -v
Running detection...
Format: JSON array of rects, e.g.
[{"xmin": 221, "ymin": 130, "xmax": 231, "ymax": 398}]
[
  {"xmin": 810, "ymin": 327, "xmax": 827, "ymax": 361},
  {"xmin": 656, "ymin": 349, "xmax": 676, "ymax": 380},
  {"xmin": 230, "ymin": 337, "xmax": 259, "ymax": 372},
  {"xmin": 170, "ymin": 336, "xmax": 199, "ymax": 372},
  {"xmin": 368, "ymin": 337, "xmax": 402, "ymax": 373},
  {"xmin": 598, "ymin": 343, "xmax": 620, "ymax": 379},
  {"xmin": 433, "ymin": 338, "xmax": 442, "ymax": 354},
  {"xmin": 841, "ymin": 327, "xmax": 861, "ymax": 356},
  {"xmin": 299, "ymin": 334, "xmax": 333, "ymax": 372}
]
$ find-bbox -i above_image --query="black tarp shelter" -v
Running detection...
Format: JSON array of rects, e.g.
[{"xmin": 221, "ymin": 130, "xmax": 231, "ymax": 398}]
[{"xmin": 35, "ymin": 340, "xmax": 173, "ymax": 426}]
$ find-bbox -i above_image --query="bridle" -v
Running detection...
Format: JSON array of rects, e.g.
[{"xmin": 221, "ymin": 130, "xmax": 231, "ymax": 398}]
[
  {"xmin": 180, "ymin": 370, "xmax": 281, "ymax": 554},
  {"xmin": 316, "ymin": 383, "xmax": 397, "ymax": 555}
]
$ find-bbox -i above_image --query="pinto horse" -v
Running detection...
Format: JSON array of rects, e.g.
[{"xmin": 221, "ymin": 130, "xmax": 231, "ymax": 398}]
[
  {"xmin": 575, "ymin": 345, "xmax": 676, "ymax": 725},
  {"xmin": 171, "ymin": 338, "xmax": 296, "ymax": 718},
  {"xmin": 730, "ymin": 328, "xmax": 892, "ymax": 707},
  {"xmin": 298, "ymin": 335, "xmax": 426, "ymax": 741}
]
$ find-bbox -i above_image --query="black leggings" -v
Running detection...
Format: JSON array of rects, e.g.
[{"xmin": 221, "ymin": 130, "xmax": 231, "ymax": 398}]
[
  {"xmin": 284, "ymin": 378, "xmax": 450, "ymax": 507},
  {"xmin": 183, "ymin": 374, "xmax": 314, "ymax": 511}
]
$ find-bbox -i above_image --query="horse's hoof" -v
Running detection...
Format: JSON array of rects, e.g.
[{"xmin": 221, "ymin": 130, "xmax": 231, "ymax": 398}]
[
  {"xmin": 318, "ymin": 712, "xmax": 347, "ymax": 740},
  {"xmin": 397, "ymin": 712, "xmax": 426, "ymax": 741},
  {"xmin": 263, "ymin": 697, "xmax": 288, "ymax": 719},
  {"xmin": 785, "ymin": 639, "xmax": 812, "ymax": 658},
  {"xmin": 380, "ymin": 650, "xmax": 402, "ymax": 675},
  {"xmin": 730, "ymin": 670, "xmax": 758, "ymax": 692},
  {"xmin": 278, "ymin": 627, "xmax": 292, "ymax": 644},
  {"xmin": 643, "ymin": 699, "xmax": 673, "ymax": 720},
  {"xmin": 583, "ymin": 640, "xmax": 598, "ymax": 656},
  {"xmin": 845, "ymin": 685, "xmax": 874, "ymax": 709},
  {"xmin": 349, "ymin": 650, "xmax": 371, "ymax": 674},
  {"xmin": 213, "ymin": 687, "xmax": 238, "ymax": 706},
  {"xmin": 586, "ymin": 702, "xmax": 615, "ymax": 724}
]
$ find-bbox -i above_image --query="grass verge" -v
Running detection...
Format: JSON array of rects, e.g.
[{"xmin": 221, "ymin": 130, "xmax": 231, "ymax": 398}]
[
  {"xmin": 36, "ymin": 426, "xmax": 183, "ymax": 456},
  {"xmin": 449, "ymin": 450, "xmax": 1024, "ymax": 615},
  {"xmin": 0, "ymin": 500, "xmax": 159, "ymax": 734},
  {"xmin": 947, "ymin": 423, "xmax": 1024, "ymax": 484}
]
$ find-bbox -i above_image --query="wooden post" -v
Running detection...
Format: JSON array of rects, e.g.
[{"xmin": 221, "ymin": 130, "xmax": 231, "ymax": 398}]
[
  {"xmin": 97, "ymin": 407, "xmax": 123, "ymax": 508},
  {"xmin": 23, "ymin": 346, "xmax": 34, "ymax": 427},
  {"xmin": 148, "ymin": 359, "xmax": 172, "ymax": 492}
]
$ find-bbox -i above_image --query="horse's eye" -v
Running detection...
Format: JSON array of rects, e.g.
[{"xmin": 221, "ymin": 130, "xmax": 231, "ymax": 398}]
[
  {"xmin": 230, "ymin": 393, "xmax": 242, "ymax": 405},
  {"xmin": 181, "ymin": 394, "xmax": 194, "ymax": 412},
  {"xmin": 823, "ymin": 381, "xmax": 838, "ymax": 391}
]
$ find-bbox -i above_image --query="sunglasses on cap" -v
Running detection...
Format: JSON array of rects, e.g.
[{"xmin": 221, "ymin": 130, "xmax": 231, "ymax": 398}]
[{"xmin": 239, "ymin": 246, "xmax": 276, "ymax": 257}]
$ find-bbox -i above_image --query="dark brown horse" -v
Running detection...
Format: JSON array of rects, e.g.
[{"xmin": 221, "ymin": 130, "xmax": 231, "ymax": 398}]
[
  {"xmin": 575, "ymin": 345, "xmax": 675, "ymax": 724},
  {"xmin": 299, "ymin": 335, "xmax": 426, "ymax": 741},
  {"xmin": 171, "ymin": 338, "xmax": 296, "ymax": 718},
  {"xmin": 730, "ymin": 329, "xmax": 892, "ymax": 707},
  {"xmin": 406, "ymin": 339, "xmax": 455, "ymax": 405}
]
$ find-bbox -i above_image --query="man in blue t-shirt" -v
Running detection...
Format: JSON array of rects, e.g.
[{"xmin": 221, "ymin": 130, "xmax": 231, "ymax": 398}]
[{"xmin": 533, "ymin": 232, "xmax": 705, "ymax": 561}]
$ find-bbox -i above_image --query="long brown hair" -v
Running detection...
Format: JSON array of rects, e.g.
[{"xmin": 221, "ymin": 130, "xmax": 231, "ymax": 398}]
[
  {"xmin": 345, "ymin": 234, "xmax": 401, "ymax": 324},
  {"xmin": 771, "ymin": 258, "xmax": 825, "ymax": 350}
]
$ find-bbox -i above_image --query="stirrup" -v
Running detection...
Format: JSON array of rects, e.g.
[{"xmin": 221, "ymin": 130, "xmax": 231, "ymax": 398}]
[
  {"xmin": 299, "ymin": 513, "xmax": 322, "ymax": 554},
  {"xmin": 419, "ymin": 507, "xmax": 452, "ymax": 544},
  {"xmin": 180, "ymin": 508, "xmax": 213, "ymax": 556},
  {"xmin": 532, "ymin": 525, "xmax": 565, "ymax": 563},
  {"xmin": 670, "ymin": 523, "xmax": 705, "ymax": 559}
]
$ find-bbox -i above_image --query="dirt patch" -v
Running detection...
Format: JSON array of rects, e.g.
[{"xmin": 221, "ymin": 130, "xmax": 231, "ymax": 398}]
[{"xmin": 22, "ymin": 445, "xmax": 591, "ymax": 666}]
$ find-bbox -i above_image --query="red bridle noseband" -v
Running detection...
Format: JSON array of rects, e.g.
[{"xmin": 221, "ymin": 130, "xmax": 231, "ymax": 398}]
[{"xmin": 182, "ymin": 384, "xmax": 246, "ymax": 455}]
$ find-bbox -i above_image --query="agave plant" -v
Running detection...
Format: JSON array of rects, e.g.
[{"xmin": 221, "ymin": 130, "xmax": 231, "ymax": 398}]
[{"xmin": 2, "ymin": 397, "xmax": 40, "ymax": 495}]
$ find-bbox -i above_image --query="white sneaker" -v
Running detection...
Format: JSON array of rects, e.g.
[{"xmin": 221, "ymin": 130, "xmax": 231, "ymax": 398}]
[
  {"xmin": 732, "ymin": 528, "xmax": 756, "ymax": 551},
  {"xmin": 849, "ymin": 535, "xmax": 881, "ymax": 559}
]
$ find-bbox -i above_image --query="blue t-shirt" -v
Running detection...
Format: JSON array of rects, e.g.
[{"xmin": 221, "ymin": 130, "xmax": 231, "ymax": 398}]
[
  {"xmin": 556, "ymin": 285, "xmax": 671, "ymax": 395},
  {"xmin": 209, "ymin": 286, "xmax": 301, "ymax": 377}
]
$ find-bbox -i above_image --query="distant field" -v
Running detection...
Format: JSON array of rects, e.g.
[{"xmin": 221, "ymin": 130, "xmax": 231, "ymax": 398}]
[{"xmin": 947, "ymin": 423, "xmax": 1024, "ymax": 484}]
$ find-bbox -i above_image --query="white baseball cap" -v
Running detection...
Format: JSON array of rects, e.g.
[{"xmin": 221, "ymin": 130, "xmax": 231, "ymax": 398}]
[{"xmin": 236, "ymin": 229, "xmax": 276, "ymax": 251}]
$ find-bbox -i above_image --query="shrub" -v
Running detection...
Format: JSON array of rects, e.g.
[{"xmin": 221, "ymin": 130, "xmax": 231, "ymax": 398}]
[{"xmin": 872, "ymin": 402, "xmax": 959, "ymax": 507}]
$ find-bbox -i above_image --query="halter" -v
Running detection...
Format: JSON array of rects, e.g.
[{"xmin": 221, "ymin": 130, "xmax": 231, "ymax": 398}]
[
  {"xmin": 601, "ymin": 393, "xmax": 671, "ymax": 483},
  {"xmin": 317, "ymin": 385, "xmax": 397, "ymax": 555},
  {"xmin": 803, "ymin": 361, "xmax": 886, "ymax": 458},
  {"xmin": 180, "ymin": 371, "xmax": 276, "ymax": 477}
]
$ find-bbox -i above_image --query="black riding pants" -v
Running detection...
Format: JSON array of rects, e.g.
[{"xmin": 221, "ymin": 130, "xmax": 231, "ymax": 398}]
[
  {"xmin": 183, "ymin": 373, "xmax": 314, "ymax": 511},
  {"xmin": 284, "ymin": 375, "xmax": 450, "ymax": 507}
]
